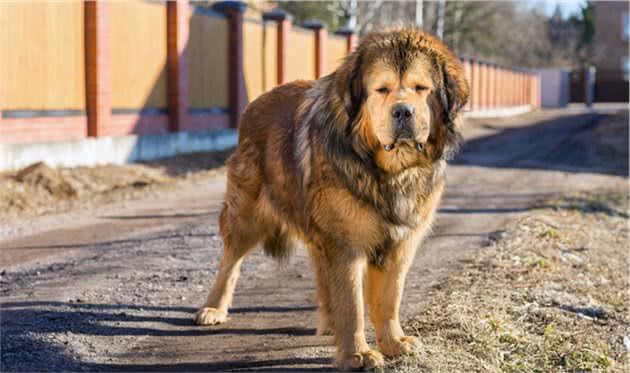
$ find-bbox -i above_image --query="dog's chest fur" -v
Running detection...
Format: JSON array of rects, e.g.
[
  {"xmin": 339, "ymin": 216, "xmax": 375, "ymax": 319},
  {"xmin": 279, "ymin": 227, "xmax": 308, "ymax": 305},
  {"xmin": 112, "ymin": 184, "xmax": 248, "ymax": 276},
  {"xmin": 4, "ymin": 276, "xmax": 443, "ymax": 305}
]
[{"xmin": 336, "ymin": 159, "xmax": 445, "ymax": 265}]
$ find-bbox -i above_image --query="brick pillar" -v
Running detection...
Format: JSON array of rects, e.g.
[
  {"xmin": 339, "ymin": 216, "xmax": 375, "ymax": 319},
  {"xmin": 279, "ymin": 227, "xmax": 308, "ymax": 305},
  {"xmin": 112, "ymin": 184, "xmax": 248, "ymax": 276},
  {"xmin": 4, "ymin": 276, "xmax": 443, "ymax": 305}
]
[
  {"xmin": 335, "ymin": 28, "xmax": 358, "ymax": 54},
  {"xmin": 509, "ymin": 69, "xmax": 516, "ymax": 106},
  {"xmin": 531, "ymin": 74, "xmax": 537, "ymax": 107},
  {"xmin": 513, "ymin": 71, "xmax": 518, "ymax": 106},
  {"xmin": 263, "ymin": 9, "xmax": 292, "ymax": 86},
  {"xmin": 527, "ymin": 73, "xmax": 532, "ymax": 107},
  {"xmin": 519, "ymin": 72, "xmax": 523, "ymax": 106},
  {"xmin": 302, "ymin": 21, "xmax": 327, "ymax": 79},
  {"xmin": 494, "ymin": 65, "xmax": 501, "ymax": 108},
  {"xmin": 516, "ymin": 71, "xmax": 520, "ymax": 106},
  {"xmin": 479, "ymin": 62, "xmax": 488, "ymax": 110},
  {"xmin": 487, "ymin": 64, "xmax": 497, "ymax": 109},
  {"xmin": 531, "ymin": 74, "xmax": 536, "ymax": 108},
  {"xmin": 215, "ymin": 1, "xmax": 247, "ymax": 128},
  {"xmin": 85, "ymin": 0, "xmax": 111, "ymax": 138},
  {"xmin": 495, "ymin": 66, "xmax": 501, "ymax": 108},
  {"xmin": 167, "ymin": 0, "xmax": 189, "ymax": 132},
  {"xmin": 535, "ymin": 73, "xmax": 541, "ymax": 108},
  {"xmin": 507, "ymin": 69, "xmax": 513, "ymax": 106},
  {"xmin": 521, "ymin": 71, "xmax": 529, "ymax": 105},
  {"xmin": 462, "ymin": 58, "xmax": 472, "ymax": 112}
]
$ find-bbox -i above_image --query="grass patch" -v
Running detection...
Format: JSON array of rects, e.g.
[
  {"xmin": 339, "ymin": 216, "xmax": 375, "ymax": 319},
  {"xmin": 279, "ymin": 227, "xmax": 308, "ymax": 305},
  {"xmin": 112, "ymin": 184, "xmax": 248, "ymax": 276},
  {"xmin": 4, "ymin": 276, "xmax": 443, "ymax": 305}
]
[{"xmin": 384, "ymin": 189, "xmax": 629, "ymax": 373}]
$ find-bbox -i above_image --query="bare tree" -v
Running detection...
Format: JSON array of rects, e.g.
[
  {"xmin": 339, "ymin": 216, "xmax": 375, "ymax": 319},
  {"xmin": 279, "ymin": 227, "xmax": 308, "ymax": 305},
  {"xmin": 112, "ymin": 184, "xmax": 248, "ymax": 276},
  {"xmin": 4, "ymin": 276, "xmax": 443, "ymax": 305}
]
[
  {"xmin": 415, "ymin": 0, "xmax": 423, "ymax": 28},
  {"xmin": 436, "ymin": 0, "xmax": 445, "ymax": 38},
  {"xmin": 275, "ymin": 0, "xmax": 592, "ymax": 68}
]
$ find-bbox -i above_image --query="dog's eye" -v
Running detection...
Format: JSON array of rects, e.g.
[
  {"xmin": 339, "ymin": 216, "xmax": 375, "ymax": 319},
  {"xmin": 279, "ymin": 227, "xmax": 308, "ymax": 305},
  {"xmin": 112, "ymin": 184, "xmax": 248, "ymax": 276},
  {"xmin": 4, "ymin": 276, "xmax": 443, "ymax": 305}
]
[
  {"xmin": 415, "ymin": 85, "xmax": 428, "ymax": 92},
  {"xmin": 376, "ymin": 87, "xmax": 390, "ymax": 94}
]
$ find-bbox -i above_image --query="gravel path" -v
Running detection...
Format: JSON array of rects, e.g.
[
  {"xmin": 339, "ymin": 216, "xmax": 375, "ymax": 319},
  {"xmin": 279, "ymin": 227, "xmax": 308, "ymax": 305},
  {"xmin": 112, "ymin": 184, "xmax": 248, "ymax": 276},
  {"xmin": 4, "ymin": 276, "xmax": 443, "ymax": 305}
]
[{"xmin": 1, "ymin": 109, "xmax": 627, "ymax": 372}]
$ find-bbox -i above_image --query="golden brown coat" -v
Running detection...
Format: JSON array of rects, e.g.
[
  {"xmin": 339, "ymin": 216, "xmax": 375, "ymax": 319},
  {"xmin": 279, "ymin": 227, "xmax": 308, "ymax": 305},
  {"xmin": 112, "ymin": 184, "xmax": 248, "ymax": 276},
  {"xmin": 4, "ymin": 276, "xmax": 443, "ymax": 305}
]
[{"xmin": 194, "ymin": 28, "xmax": 469, "ymax": 371}]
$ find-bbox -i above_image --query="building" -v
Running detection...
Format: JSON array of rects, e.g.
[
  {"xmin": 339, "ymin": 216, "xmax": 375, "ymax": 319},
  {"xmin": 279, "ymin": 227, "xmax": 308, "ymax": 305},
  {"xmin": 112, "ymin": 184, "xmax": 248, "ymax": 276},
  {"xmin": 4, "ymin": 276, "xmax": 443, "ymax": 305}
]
[{"xmin": 592, "ymin": 1, "xmax": 629, "ymax": 102}]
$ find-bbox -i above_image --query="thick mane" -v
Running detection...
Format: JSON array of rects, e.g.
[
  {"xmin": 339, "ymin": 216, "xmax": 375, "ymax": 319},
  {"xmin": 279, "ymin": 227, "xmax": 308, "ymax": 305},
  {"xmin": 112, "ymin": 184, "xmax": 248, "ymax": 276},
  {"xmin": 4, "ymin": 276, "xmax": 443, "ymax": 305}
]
[
  {"xmin": 299, "ymin": 28, "xmax": 468, "ymax": 227},
  {"xmin": 303, "ymin": 79, "xmax": 436, "ymax": 227}
]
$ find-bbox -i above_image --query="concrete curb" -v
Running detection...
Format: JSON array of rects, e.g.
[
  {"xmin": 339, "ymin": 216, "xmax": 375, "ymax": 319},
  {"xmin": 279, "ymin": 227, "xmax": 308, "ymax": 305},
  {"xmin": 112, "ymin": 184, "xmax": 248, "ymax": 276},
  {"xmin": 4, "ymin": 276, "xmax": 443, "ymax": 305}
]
[
  {"xmin": 463, "ymin": 105, "xmax": 534, "ymax": 118},
  {"xmin": 0, "ymin": 129, "xmax": 238, "ymax": 171}
]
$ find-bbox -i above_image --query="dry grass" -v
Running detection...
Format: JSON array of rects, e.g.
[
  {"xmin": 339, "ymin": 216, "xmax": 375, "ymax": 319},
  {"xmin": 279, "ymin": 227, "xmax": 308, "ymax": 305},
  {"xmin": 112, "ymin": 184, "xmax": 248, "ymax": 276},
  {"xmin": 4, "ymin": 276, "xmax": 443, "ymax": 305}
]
[{"xmin": 384, "ymin": 188, "xmax": 629, "ymax": 373}]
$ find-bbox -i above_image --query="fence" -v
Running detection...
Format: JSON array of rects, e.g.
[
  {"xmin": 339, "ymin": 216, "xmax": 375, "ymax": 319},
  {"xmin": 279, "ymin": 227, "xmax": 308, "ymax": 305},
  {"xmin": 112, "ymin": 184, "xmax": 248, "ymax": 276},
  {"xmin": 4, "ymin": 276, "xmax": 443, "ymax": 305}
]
[
  {"xmin": 0, "ymin": 0, "xmax": 540, "ymax": 146},
  {"xmin": 463, "ymin": 59, "xmax": 541, "ymax": 115}
]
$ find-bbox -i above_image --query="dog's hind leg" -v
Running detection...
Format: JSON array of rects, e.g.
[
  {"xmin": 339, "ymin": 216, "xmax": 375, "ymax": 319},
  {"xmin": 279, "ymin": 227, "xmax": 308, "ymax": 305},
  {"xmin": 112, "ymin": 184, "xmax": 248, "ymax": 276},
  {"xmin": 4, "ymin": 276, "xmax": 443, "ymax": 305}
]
[
  {"xmin": 194, "ymin": 203, "xmax": 258, "ymax": 325},
  {"xmin": 194, "ymin": 244, "xmax": 246, "ymax": 325},
  {"xmin": 194, "ymin": 153, "xmax": 268, "ymax": 326}
]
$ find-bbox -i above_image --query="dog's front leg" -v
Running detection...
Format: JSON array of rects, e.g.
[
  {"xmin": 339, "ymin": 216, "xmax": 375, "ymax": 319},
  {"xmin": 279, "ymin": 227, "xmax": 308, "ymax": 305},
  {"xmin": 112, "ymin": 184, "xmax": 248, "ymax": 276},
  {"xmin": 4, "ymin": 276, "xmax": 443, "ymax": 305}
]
[
  {"xmin": 366, "ymin": 238, "xmax": 420, "ymax": 357},
  {"xmin": 315, "ymin": 250, "xmax": 384, "ymax": 371}
]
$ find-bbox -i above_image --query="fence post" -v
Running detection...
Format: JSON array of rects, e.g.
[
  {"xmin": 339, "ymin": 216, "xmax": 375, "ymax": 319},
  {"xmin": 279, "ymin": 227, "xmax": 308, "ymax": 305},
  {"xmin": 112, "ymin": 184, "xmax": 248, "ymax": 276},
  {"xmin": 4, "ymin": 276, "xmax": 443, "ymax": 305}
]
[
  {"xmin": 532, "ymin": 73, "xmax": 537, "ymax": 107},
  {"xmin": 302, "ymin": 21, "xmax": 327, "ymax": 79},
  {"xmin": 495, "ymin": 66, "xmax": 501, "ymax": 108},
  {"xmin": 462, "ymin": 58, "xmax": 472, "ymax": 112},
  {"xmin": 263, "ymin": 9, "xmax": 292, "ymax": 86},
  {"xmin": 85, "ymin": 0, "xmax": 111, "ymax": 138},
  {"xmin": 515, "ymin": 70, "xmax": 520, "ymax": 106},
  {"xmin": 518, "ymin": 71, "xmax": 525, "ymax": 106},
  {"xmin": 214, "ymin": 1, "xmax": 247, "ymax": 128},
  {"xmin": 525, "ymin": 72, "xmax": 531, "ymax": 107},
  {"xmin": 508, "ymin": 69, "xmax": 513, "ymax": 107},
  {"xmin": 479, "ymin": 62, "xmax": 489, "ymax": 110},
  {"xmin": 487, "ymin": 63, "xmax": 495, "ymax": 111},
  {"xmin": 496, "ymin": 65, "xmax": 505, "ymax": 108},
  {"xmin": 335, "ymin": 28, "xmax": 358, "ymax": 54},
  {"xmin": 531, "ymin": 74, "xmax": 536, "ymax": 108},
  {"xmin": 536, "ymin": 74, "xmax": 541, "ymax": 108},
  {"xmin": 493, "ymin": 64, "xmax": 501, "ymax": 109},
  {"xmin": 524, "ymin": 72, "xmax": 529, "ymax": 106},
  {"xmin": 519, "ymin": 71, "xmax": 524, "ymax": 106},
  {"xmin": 470, "ymin": 60, "xmax": 480, "ymax": 112},
  {"xmin": 167, "ymin": 0, "xmax": 190, "ymax": 132}
]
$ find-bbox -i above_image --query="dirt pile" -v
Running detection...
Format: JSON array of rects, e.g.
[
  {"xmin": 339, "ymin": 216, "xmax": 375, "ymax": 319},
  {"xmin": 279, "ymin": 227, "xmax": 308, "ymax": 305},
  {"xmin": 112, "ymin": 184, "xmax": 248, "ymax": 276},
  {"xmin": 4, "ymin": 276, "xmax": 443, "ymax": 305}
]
[
  {"xmin": 0, "ymin": 163, "xmax": 173, "ymax": 218},
  {"xmin": 14, "ymin": 162, "xmax": 77, "ymax": 199},
  {"xmin": 0, "ymin": 150, "xmax": 233, "ymax": 219}
]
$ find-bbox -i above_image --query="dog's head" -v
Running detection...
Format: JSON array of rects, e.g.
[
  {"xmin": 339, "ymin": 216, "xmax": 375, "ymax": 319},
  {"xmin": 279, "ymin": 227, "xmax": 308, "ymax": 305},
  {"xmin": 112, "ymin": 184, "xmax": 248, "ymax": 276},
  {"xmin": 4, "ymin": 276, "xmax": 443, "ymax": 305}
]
[{"xmin": 335, "ymin": 28, "xmax": 469, "ymax": 173}]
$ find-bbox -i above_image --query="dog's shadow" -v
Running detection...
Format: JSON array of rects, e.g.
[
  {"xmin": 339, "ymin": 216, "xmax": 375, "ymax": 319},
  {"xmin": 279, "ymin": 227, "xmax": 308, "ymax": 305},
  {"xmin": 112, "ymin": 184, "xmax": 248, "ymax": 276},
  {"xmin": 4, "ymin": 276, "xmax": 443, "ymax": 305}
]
[{"xmin": 1, "ymin": 301, "xmax": 326, "ymax": 372}]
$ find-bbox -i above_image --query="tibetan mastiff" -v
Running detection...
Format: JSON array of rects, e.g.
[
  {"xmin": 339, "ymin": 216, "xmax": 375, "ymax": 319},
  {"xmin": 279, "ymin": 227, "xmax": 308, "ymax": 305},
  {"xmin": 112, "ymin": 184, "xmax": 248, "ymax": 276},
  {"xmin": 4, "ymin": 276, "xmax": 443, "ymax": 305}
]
[{"xmin": 194, "ymin": 28, "xmax": 468, "ymax": 371}]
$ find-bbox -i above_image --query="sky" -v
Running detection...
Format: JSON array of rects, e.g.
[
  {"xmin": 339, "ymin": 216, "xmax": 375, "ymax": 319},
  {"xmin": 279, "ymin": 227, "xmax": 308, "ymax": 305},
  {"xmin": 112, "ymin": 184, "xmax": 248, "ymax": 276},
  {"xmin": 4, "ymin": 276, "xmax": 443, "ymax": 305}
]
[{"xmin": 524, "ymin": 0, "xmax": 587, "ymax": 18}]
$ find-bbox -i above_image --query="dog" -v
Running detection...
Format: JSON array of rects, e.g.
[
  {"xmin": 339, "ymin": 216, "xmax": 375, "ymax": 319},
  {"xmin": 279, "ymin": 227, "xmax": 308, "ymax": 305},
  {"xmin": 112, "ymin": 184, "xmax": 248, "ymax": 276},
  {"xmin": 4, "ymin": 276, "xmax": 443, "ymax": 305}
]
[{"xmin": 194, "ymin": 28, "xmax": 468, "ymax": 371}]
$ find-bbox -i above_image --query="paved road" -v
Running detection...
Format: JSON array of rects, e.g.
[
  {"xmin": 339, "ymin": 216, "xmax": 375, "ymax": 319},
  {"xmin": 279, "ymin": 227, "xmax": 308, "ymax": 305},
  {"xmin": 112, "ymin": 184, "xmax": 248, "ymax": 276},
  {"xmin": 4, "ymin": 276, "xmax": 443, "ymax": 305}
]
[{"xmin": 1, "ymin": 109, "xmax": 627, "ymax": 372}]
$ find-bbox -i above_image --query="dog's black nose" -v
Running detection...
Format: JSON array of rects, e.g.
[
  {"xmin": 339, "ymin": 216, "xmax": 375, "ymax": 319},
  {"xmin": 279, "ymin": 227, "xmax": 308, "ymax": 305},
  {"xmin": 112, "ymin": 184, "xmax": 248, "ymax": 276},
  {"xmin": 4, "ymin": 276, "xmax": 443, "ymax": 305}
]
[{"xmin": 391, "ymin": 103, "xmax": 414, "ymax": 120}]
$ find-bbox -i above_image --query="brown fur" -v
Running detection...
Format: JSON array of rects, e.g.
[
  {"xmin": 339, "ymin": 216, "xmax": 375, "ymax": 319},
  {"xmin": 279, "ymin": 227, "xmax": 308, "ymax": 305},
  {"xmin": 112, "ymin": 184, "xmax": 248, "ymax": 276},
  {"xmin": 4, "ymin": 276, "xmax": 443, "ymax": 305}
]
[{"xmin": 194, "ymin": 28, "xmax": 469, "ymax": 371}]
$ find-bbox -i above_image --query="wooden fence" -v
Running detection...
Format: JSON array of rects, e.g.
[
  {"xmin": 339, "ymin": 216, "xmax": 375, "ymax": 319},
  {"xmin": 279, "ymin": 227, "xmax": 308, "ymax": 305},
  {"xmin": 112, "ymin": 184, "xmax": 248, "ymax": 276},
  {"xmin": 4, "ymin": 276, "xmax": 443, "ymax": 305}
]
[{"xmin": 0, "ymin": 0, "xmax": 540, "ymax": 145}]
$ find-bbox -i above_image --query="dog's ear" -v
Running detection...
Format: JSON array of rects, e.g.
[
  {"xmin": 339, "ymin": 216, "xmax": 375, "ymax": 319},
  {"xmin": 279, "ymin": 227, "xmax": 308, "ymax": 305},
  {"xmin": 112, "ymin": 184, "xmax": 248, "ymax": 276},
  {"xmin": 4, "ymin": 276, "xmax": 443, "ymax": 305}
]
[
  {"xmin": 438, "ymin": 56, "xmax": 469, "ymax": 126},
  {"xmin": 336, "ymin": 52, "xmax": 365, "ymax": 121}
]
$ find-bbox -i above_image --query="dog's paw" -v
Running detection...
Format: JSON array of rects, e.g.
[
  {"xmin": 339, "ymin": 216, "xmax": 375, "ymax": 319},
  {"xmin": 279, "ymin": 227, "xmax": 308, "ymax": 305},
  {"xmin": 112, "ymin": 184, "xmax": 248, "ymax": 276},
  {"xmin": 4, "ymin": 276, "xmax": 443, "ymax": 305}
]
[
  {"xmin": 337, "ymin": 349, "xmax": 384, "ymax": 371},
  {"xmin": 193, "ymin": 307, "xmax": 227, "ymax": 325},
  {"xmin": 378, "ymin": 335, "xmax": 420, "ymax": 357}
]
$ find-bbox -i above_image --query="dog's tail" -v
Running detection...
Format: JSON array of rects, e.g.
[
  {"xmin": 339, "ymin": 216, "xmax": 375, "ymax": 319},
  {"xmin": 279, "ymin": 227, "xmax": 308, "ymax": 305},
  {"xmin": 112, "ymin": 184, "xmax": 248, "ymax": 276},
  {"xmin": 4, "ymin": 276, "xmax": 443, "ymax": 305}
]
[{"xmin": 262, "ymin": 224, "xmax": 298, "ymax": 264}]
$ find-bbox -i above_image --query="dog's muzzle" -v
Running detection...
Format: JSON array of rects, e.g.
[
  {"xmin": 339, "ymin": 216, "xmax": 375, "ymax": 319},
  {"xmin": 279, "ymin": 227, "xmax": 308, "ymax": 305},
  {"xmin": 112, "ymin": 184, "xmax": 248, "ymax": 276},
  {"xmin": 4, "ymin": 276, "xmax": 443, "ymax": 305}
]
[
  {"xmin": 383, "ymin": 103, "xmax": 424, "ymax": 152},
  {"xmin": 391, "ymin": 103, "xmax": 415, "ymax": 140}
]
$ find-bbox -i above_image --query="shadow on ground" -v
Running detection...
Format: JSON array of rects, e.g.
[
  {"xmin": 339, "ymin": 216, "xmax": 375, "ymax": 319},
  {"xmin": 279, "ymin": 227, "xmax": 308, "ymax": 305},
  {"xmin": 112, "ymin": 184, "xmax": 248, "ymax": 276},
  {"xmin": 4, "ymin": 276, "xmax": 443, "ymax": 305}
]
[
  {"xmin": 455, "ymin": 111, "xmax": 629, "ymax": 176},
  {"xmin": 141, "ymin": 148, "xmax": 235, "ymax": 177},
  {"xmin": 0, "ymin": 301, "xmax": 321, "ymax": 372}
]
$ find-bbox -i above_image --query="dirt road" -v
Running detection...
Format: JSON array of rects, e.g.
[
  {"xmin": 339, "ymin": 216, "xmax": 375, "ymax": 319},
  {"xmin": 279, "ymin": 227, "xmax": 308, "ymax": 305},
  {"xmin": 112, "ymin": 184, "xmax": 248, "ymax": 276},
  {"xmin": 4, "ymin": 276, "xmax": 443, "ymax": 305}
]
[{"xmin": 1, "ymin": 108, "xmax": 627, "ymax": 372}]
